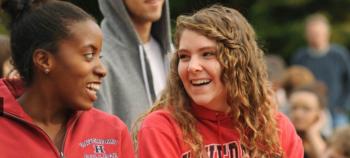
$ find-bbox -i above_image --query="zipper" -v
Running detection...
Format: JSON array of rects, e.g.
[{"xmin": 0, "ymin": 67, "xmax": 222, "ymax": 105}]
[
  {"xmin": 60, "ymin": 152, "xmax": 65, "ymax": 158},
  {"xmin": 59, "ymin": 112, "xmax": 80, "ymax": 158},
  {"xmin": 5, "ymin": 112, "xmax": 67, "ymax": 158}
]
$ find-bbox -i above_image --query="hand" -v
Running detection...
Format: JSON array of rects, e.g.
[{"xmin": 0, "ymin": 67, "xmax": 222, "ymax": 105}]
[
  {"xmin": 6, "ymin": 68, "xmax": 21, "ymax": 80},
  {"xmin": 307, "ymin": 110, "xmax": 327, "ymax": 136}
]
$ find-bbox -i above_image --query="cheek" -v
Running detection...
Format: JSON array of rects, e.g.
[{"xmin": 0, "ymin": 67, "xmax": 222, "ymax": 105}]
[
  {"xmin": 212, "ymin": 62, "xmax": 224, "ymax": 84},
  {"xmin": 177, "ymin": 63, "xmax": 187, "ymax": 83}
]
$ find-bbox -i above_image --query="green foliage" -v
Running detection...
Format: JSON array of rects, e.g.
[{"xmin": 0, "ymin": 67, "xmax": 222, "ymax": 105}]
[
  {"xmin": 169, "ymin": 0, "xmax": 350, "ymax": 63},
  {"xmin": 1, "ymin": 0, "xmax": 349, "ymax": 63}
]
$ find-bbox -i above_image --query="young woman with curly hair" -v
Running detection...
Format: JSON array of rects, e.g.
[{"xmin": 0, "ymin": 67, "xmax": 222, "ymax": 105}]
[{"xmin": 135, "ymin": 5, "xmax": 303, "ymax": 158}]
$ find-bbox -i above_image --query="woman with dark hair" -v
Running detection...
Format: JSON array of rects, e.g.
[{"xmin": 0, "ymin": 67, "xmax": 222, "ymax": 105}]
[
  {"xmin": 135, "ymin": 5, "xmax": 303, "ymax": 158},
  {"xmin": 0, "ymin": 0, "xmax": 134, "ymax": 157}
]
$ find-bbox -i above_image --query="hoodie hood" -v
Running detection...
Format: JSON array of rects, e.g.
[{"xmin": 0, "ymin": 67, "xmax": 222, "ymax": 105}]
[
  {"xmin": 98, "ymin": 0, "xmax": 172, "ymax": 52},
  {"xmin": 95, "ymin": 0, "xmax": 173, "ymax": 128}
]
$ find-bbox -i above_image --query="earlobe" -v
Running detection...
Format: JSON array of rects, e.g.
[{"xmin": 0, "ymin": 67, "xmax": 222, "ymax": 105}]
[{"xmin": 32, "ymin": 49, "xmax": 53, "ymax": 74}]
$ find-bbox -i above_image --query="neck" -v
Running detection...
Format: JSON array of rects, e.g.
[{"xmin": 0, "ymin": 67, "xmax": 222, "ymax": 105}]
[
  {"xmin": 131, "ymin": 18, "xmax": 153, "ymax": 43},
  {"xmin": 192, "ymin": 101, "xmax": 231, "ymax": 113},
  {"xmin": 311, "ymin": 43, "xmax": 329, "ymax": 53},
  {"xmin": 17, "ymin": 83, "xmax": 69, "ymax": 125},
  {"xmin": 17, "ymin": 80, "xmax": 71, "ymax": 150}
]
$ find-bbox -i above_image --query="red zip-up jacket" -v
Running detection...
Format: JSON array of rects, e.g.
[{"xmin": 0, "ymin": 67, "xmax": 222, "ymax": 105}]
[
  {"xmin": 0, "ymin": 79, "xmax": 135, "ymax": 158},
  {"xmin": 137, "ymin": 104, "xmax": 304, "ymax": 158}
]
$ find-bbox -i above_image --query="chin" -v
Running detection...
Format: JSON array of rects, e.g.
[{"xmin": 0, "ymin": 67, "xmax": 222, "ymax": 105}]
[
  {"xmin": 75, "ymin": 103, "xmax": 93, "ymax": 111},
  {"xmin": 145, "ymin": 13, "xmax": 162, "ymax": 22},
  {"xmin": 295, "ymin": 125, "xmax": 307, "ymax": 131},
  {"xmin": 192, "ymin": 98, "xmax": 211, "ymax": 107}
]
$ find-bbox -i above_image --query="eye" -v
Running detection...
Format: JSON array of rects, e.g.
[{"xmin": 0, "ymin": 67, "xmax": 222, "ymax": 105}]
[
  {"xmin": 84, "ymin": 51, "xmax": 95, "ymax": 61},
  {"xmin": 202, "ymin": 51, "xmax": 216, "ymax": 58},
  {"xmin": 178, "ymin": 53, "xmax": 190, "ymax": 62}
]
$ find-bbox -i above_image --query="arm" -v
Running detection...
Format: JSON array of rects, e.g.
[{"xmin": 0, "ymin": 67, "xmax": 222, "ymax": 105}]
[{"xmin": 304, "ymin": 111, "xmax": 327, "ymax": 158}]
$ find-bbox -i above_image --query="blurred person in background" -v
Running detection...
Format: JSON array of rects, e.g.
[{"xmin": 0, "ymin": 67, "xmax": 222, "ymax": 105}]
[
  {"xmin": 291, "ymin": 13, "xmax": 350, "ymax": 127},
  {"xmin": 282, "ymin": 65, "xmax": 316, "ymax": 97},
  {"xmin": 0, "ymin": 35, "xmax": 13, "ymax": 77},
  {"xmin": 284, "ymin": 65, "xmax": 333, "ymax": 137},
  {"xmin": 289, "ymin": 82, "xmax": 328, "ymax": 158},
  {"xmin": 96, "ymin": 0, "xmax": 173, "ymax": 128},
  {"xmin": 323, "ymin": 125, "xmax": 350, "ymax": 158},
  {"xmin": 265, "ymin": 54, "xmax": 288, "ymax": 113},
  {"xmin": 283, "ymin": 65, "xmax": 334, "ymax": 136}
]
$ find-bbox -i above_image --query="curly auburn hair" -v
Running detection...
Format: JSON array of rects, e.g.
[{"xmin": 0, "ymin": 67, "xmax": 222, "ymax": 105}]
[{"xmin": 134, "ymin": 5, "xmax": 282, "ymax": 157}]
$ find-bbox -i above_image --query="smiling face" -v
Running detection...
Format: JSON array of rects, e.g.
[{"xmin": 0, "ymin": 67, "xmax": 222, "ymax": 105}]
[
  {"xmin": 124, "ymin": 0, "xmax": 164, "ymax": 23},
  {"xmin": 177, "ymin": 29, "xmax": 228, "ymax": 112},
  {"xmin": 49, "ymin": 20, "xmax": 106, "ymax": 110}
]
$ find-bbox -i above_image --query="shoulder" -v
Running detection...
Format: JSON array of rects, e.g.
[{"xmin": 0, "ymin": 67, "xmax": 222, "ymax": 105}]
[
  {"xmin": 276, "ymin": 112, "xmax": 296, "ymax": 135},
  {"xmin": 330, "ymin": 44, "xmax": 349, "ymax": 53},
  {"xmin": 139, "ymin": 108, "xmax": 182, "ymax": 137},
  {"xmin": 291, "ymin": 47, "xmax": 308, "ymax": 62},
  {"xmin": 275, "ymin": 112, "xmax": 304, "ymax": 157},
  {"xmin": 275, "ymin": 112, "xmax": 291, "ymax": 124},
  {"xmin": 329, "ymin": 44, "xmax": 350, "ymax": 58},
  {"xmin": 141, "ymin": 109, "xmax": 176, "ymax": 129}
]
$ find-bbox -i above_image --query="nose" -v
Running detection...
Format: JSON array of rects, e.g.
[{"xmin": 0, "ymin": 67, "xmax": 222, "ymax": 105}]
[
  {"xmin": 187, "ymin": 56, "xmax": 203, "ymax": 73},
  {"xmin": 292, "ymin": 107, "xmax": 304, "ymax": 118},
  {"xmin": 95, "ymin": 62, "xmax": 107, "ymax": 78}
]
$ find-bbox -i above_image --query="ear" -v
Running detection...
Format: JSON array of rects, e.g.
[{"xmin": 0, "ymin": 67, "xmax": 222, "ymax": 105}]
[{"xmin": 32, "ymin": 49, "xmax": 54, "ymax": 74}]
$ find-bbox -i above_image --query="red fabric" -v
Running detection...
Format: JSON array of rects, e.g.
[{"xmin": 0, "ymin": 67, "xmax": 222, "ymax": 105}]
[
  {"xmin": 138, "ymin": 105, "xmax": 303, "ymax": 158},
  {"xmin": 3, "ymin": 78, "xmax": 25, "ymax": 98},
  {"xmin": 0, "ymin": 79, "xmax": 134, "ymax": 158}
]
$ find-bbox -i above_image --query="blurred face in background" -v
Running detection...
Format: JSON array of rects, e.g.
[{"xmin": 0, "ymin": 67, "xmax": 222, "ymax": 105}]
[
  {"xmin": 124, "ymin": 0, "xmax": 164, "ymax": 23},
  {"xmin": 289, "ymin": 91, "xmax": 321, "ymax": 131},
  {"xmin": 305, "ymin": 21, "xmax": 330, "ymax": 51}
]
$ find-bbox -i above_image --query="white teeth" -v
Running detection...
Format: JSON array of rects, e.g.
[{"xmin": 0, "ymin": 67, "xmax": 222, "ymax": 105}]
[
  {"xmin": 191, "ymin": 79, "xmax": 211, "ymax": 85},
  {"xmin": 87, "ymin": 83, "xmax": 100, "ymax": 91}
]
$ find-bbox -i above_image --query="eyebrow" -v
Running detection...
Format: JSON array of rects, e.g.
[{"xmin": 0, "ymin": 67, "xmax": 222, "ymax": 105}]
[
  {"xmin": 198, "ymin": 46, "xmax": 216, "ymax": 52},
  {"xmin": 82, "ymin": 44, "xmax": 98, "ymax": 52},
  {"xmin": 178, "ymin": 46, "xmax": 216, "ymax": 53}
]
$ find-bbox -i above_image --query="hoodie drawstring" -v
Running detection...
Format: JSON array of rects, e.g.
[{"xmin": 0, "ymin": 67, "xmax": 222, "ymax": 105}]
[
  {"xmin": 216, "ymin": 113, "xmax": 225, "ymax": 158},
  {"xmin": 139, "ymin": 45, "xmax": 156, "ymax": 105}
]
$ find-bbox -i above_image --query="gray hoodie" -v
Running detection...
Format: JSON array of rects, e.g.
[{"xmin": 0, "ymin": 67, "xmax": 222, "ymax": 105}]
[{"xmin": 95, "ymin": 0, "xmax": 172, "ymax": 128}]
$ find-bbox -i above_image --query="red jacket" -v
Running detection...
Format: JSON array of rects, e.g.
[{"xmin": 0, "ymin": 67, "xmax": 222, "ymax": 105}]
[
  {"xmin": 0, "ymin": 79, "xmax": 134, "ymax": 158},
  {"xmin": 138, "ymin": 104, "xmax": 304, "ymax": 158}
]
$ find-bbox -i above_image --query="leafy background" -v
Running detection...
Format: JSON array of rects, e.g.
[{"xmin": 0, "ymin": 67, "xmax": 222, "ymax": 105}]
[{"xmin": 1, "ymin": 0, "xmax": 350, "ymax": 63}]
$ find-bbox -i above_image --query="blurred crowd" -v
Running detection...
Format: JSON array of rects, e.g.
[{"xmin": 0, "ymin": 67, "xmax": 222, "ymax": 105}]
[{"xmin": 266, "ymin": 13, "xmax": 350, "ymax": 158}]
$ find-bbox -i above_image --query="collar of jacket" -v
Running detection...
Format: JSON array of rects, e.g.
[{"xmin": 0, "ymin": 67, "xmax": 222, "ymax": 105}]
[{"xmin": 191, "ymin": 103, "xmax": 231, "ymax": 122}]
